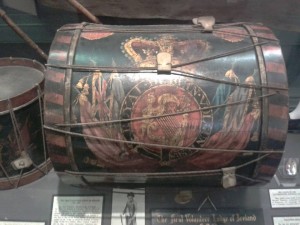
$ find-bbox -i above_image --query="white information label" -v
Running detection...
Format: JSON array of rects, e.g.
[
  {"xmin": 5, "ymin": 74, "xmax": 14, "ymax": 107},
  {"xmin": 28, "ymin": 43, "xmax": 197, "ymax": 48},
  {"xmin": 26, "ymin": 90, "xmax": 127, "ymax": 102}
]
[
  {"xmin": 51, "ymin": 196, "xmax": 103, "ymax": 225},
  {"xmin": 0, "ymin": 222, "xmax": 45, "ymax": 225},
  {"xmin": 269, "ymin": 189, "xmax": 300, "ymax": 208},
  {"xmin": 273, "ymin": 217, "xmax": 300, "ymax": 225}
]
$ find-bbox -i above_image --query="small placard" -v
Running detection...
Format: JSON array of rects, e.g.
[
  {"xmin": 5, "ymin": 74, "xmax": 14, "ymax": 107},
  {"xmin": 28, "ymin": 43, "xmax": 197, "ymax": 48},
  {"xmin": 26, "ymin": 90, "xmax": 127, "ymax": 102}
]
[
  {"xmin": 51, "ymin": 196, "xmax": 103, "ymax": 225},
  {"xmin": 111, "ymin": 188, "xmax": 145, "ymax": 225},
  {"xmin": 0, "ymin": 222, "xmax": 45, "ymax": 225},
  {"xmin": 273, "ymin": 217, "xmax": 300, "ymax": 225},
  {"xmin": 151, "ymin": 209, "xmax": 264, "ymax": 225},
  {"xmin": 269, "ymin": 189, "xmax": 300, "ymax": 208}
]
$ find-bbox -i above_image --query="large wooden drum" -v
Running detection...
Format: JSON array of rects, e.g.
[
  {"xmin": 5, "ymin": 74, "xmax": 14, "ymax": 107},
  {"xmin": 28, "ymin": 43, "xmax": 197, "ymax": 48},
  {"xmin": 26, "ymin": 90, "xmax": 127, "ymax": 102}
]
[
  {"xmin": 0, "ymin": 58, "xmax": 51, "ymax": 190},
  {"xmin": 44, "ymin": 22, "xmax": 289, "ymax": 187}
]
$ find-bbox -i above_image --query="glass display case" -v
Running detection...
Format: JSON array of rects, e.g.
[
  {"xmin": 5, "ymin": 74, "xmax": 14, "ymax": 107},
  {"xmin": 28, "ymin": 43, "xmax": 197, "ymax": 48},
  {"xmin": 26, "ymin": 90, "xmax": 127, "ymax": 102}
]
[{"xmin": 0, "ymin": 1, "xmax": 299, "ymax": 224}]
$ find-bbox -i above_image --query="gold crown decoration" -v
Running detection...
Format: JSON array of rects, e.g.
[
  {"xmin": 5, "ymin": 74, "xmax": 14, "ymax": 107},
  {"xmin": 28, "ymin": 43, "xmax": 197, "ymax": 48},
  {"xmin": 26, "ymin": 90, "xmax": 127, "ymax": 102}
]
[
  {"xmin": 156, "ymin": 35, "xmax": 176, "ymax": 54},
  {"xmin": 121, "ymin": 35, "xmax": 210, "ymax": 68}
]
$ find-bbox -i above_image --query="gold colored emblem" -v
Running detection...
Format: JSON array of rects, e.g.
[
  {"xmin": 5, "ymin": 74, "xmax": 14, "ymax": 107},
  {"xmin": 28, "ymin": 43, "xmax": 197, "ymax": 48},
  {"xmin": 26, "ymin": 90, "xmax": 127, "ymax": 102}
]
[{"xmin": 121, "ymin": 35, "xmax": 210, "ymax": 68}]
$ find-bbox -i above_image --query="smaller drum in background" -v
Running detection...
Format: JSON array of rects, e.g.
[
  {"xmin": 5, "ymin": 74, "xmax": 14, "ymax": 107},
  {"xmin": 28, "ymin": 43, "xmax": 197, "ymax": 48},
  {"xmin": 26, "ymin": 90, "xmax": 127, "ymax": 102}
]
[{"xmin": 0, "ymin": 58, "xmax": 51, "ymax": 190}]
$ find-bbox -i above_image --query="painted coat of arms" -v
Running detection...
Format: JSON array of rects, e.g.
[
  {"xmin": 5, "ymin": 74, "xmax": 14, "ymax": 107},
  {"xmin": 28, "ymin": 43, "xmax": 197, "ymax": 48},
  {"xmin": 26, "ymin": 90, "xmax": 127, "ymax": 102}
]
[{"xmin": 60, "ymin": 29, "xmax": 263, "ymax": 173}]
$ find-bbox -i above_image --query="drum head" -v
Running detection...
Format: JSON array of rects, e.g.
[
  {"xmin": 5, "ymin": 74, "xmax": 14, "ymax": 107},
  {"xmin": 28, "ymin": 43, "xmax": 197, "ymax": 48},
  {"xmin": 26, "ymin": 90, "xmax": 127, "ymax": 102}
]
[
  {"xmin": 0, "ymin": 66, "xmax": 44, "ymax": 100},
  {"xmin": 0, "ymin": 58, "xmax": 49, "ymax": 190},
  {"xmin": 0, "ymin": 58, "xmax": 45, "ymax": 113}
]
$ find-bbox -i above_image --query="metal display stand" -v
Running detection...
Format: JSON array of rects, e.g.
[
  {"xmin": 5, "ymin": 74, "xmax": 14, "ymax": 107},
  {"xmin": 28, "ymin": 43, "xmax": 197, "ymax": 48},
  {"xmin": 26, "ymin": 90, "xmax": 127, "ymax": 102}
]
[{"xmin": 0, "ymin": 133, "xmax": 298, "ymax": 225}]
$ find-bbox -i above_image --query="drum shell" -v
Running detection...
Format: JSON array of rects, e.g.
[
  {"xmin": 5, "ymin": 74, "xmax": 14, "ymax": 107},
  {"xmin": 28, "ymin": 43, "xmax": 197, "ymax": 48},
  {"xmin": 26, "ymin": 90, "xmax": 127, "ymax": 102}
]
[
  {"xmin": 0, "ymin": 58, "xmax": 51, "ymax": 190},
  {"xmin": 45, "ymin": 23, "xmax": 289, "ymax": 187}
]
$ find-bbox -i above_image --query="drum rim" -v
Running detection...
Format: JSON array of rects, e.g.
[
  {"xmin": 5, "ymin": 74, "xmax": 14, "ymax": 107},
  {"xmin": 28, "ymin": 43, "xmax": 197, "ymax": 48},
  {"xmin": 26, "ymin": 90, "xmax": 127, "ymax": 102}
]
[
  {"xmin": 0, "ymin": 57, "xmax": 45, "ymax": 114},
  {"xmin": 0, "ymin": 159, "xmax": 52, "ymax": 190}
]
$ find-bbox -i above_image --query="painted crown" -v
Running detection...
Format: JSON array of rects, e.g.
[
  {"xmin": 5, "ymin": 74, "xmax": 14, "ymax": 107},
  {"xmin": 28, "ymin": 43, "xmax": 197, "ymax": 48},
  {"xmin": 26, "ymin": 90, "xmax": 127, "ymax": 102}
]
[{"xmin": 121, "ymin": 35, "xmax": 210, "ymax": 68}]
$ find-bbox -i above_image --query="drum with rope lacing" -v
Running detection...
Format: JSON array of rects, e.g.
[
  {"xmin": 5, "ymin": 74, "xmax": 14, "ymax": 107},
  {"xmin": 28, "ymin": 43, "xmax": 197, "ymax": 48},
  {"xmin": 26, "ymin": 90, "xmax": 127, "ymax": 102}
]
[
  {"xmin": 44, "ymin": 19, "xmax": 288, "ymax": 188},
  {"xmin": 0, "ymin": 58, "xmax": 51, "ymax": 190}
]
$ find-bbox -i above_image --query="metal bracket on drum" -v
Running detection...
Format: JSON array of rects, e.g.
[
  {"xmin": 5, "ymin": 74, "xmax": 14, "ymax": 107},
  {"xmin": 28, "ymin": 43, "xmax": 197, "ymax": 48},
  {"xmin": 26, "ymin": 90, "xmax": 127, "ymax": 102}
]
[
  {"xmin": 11, "ymin": 152, "xmax": 33, "ymax": 170},
  {"xmin": 192, "ymin": 16, "xmax": 216, "ymax": 32},
  {"xmin": 222, "ymin": 167, "xmax": 237, "ymax": 188},
  {"xmin": 157, "ymin": 52, "xmax": 172, "ymax": 73}
]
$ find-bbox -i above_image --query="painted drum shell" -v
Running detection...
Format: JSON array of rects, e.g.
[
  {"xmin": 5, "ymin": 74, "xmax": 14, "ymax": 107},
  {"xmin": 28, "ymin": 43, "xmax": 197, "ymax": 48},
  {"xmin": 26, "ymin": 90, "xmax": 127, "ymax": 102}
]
[
  {"xmin": 0, "ymin": 58, "xmax": 51, "ymax": 190},
  {"xmin": 45, "ymin": 23, "xmax": 288, "ymax": 187}
]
